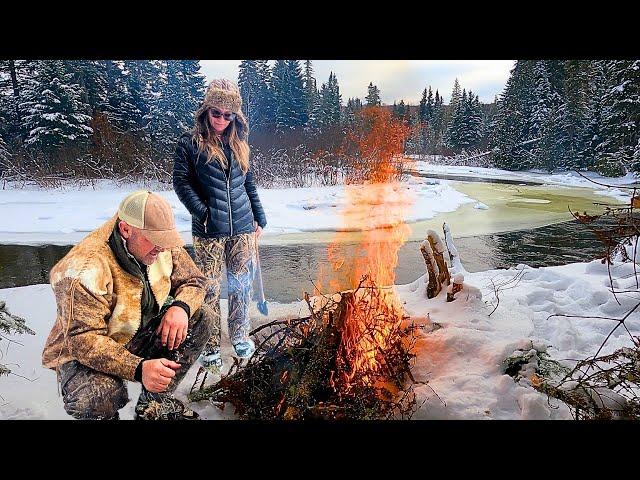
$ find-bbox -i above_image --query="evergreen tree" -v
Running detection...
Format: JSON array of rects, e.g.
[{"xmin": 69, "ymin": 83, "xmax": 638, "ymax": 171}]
[
  {"xmin": 122, "ymin": 60, "xmax": 158, "ymax": 135},
  {"xmin": 579, "ymin": 60, "xmax": 609, "ymax": 169},
  {"xmin": 180, "ymin": 60, "xmax": 205, "ymax": 127},
  {"xmin": 20, "ymin": 60, "xmax": 93, "ymax": 156},
  {"xmin": 466, "ymin": 91, "xmax": 484, "ymax": 149},
  {"xmin": 270, "ymin": 60, "xmax": 307, "ymax": 131},
  {"xmin": 271, "ymin": 60, "xmax": 291, "ymax": 131},
  {"xmin": 255, "ymin": 60, "xmax": 275, "ymax": 131},
  {"xmin": 146, "ymin": 61, "xmax": 190, "ymax": 153},
  {"xmin": 344, "ymin": 97, "xmax": 362, "ymax": 126},
  {"xmin": 286, "ymin": 60, "xmax": 307, "ymax": 128},
  {"xmin": 396, "ymin": 99, "xmax": 407, "ymax": 120},
  {"xmin": 0, "ymin": 60, "xmax": 37, "ymax": 137},
  {"xmin": 64, "ymin": 60, "xmax": 107, "ymax": 115},
  {"xmin": 530, "ymin": 61, "xmax": 555, "ymax": 143},
  {"xmin": 596, "ymin": 60, "xmax": 640, "ymax": 174},
  {"xmin": 539, "ymin": 101, "xmax": 573, "ymax": 172},
  {"xmin": 318, "ymin": 71, "xmax": 342, "ymax": 129},
  {"xmin": 239, "ymin": 60, "xmax": 262, "ymax": 128},
  {"xmin": 449, "ymin": 78, "xmax": 462, "ymax": 113},
  {"xmin": 431, "ymin": 90, "xmax": 445, "ymax": 152},
  {"xmin": 563, "ymin": 60, "xmax": 593, "ymax": 169},
  {"xmin": 419, "ymin": 88, "xmax": 428, "ymax": 124},
  {"xmin": 426, "ymin": 86, "xmax": 434, "ymax": 123},
  {"xmin": 0, "ymin": 129, "xmax": 11, "ymax": 165},
  {"xmin": 490, "ymin": 61, "xmax": 534, "ymax": 169},
  {"xmin": 303, "ymin": 60, "xmax": 319, "ymax": 129},
  {"xmin": 446, "ymin": 89, "xmax": 468, "ymax": 150},
  {"xmin": 100, "ymin": 60, "xmax": 137, "ymax": 132},
  {"xmin": 365, "ymin": 82, "xmax": 381, "ymax": 106}
]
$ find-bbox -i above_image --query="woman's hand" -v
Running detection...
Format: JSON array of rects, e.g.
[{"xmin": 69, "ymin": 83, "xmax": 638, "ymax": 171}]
[{"xmin": 255, "ymin": 223, "xmax": 263, "ymax": 240}]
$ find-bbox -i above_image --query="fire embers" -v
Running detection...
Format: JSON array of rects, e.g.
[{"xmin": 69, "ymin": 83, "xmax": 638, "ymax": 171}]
[{"xmin": 189, "ymin": 276, "xmax": 419, "ymax": 420}]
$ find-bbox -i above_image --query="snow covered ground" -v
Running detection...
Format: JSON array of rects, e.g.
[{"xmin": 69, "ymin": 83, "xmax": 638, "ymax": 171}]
[
  {"xmin": 1, "ymin": 165, "xmax": 633, "ymax": 245},
  {"xmin": 411, "ymin": 160, "xmax": 636, "ymax": 204},
  {"xmin": 0, "ymin": 179, "xmax": 473, "ymax": 245},
  {"xmin": 1, "ymin": 165, "xmax": 638, "ymax": 420},
  {"xmin": 2, "ymin": 254, "xmax": 638, "ymax": 420}
]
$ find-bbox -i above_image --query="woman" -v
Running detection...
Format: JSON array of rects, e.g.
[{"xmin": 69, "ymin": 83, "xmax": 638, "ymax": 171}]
[{"xmin": 173, "ymin": 79, "xmax": 266, "ymax": 373}]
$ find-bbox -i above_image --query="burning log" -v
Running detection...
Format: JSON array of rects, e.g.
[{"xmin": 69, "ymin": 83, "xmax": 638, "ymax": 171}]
[{"xmin": 189, "ymin": 276, "xmax": 419, "ymax": 420}]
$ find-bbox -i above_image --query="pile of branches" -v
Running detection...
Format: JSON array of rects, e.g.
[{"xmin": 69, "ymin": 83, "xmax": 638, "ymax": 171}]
[
  {"xmin": 189, "ymin": 276, "xmax": 419, "ymax": 419},
  {"xmin": 535, "ymin": 337, "xmax": 640, "ymax": 420}
]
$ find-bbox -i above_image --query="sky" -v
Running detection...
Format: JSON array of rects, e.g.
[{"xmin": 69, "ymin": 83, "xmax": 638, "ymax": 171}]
[{"xmin": 200, "ymin": 60, "xmax": 515, "ymax": 105}]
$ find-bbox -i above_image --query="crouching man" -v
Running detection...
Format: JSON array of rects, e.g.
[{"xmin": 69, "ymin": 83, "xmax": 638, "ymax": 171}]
[{"xmin": 42, "ymin": 190, "xmax": 214, "ymax": 420}]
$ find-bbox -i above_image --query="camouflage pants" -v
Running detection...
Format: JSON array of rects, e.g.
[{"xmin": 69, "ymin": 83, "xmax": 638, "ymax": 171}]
[
  {"xmin": 192, "ymin": 233, "xmax": 256, "ymax": 351},
  {"xmin": 58, "ymin": 305, "xmax": 215, "ymax": 420}
]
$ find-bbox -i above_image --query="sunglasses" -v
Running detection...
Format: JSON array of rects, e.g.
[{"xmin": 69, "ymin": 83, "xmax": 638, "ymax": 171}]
[{"xmin": 209, "ymin": 108, "xmax": 236, "ymax": 122}]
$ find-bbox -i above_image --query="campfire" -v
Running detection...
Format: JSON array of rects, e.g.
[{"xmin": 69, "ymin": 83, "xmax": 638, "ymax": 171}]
[{"xmin": 190, "ymin": 107, "xmax": 423, "ymax": 419}]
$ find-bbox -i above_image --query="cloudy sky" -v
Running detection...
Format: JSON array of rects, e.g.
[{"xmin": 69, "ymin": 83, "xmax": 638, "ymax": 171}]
[{"xmin": 200, "ymin": 60, "xmax": 515, "ymax": 105}]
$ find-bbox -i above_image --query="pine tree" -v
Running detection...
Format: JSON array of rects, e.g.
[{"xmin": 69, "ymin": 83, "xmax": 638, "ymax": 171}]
[
  {"xmin": 539, "ymin": 102, "xmax": 572, "ymax": 172},
  {"xmin": 396, "ymin": 99, "xmax": 407, "ymax": 120},
  {"xmin": 431, "ymin": 90, "xmax": 445, "ymax": 152},
  {"xmin": 449, "ymin": 78, "xmax": 462, "ymax": 113},
  {"xmin": 122, "ymin": 60, "xmax": 159, "ymax": 135},
  {"xmin": 146, "ymin": 61, "xmax": 184, "ymax": 154},
  {"xmin": 303, "ymin": 60, "xmax": 319, "ymax": 130},
  {"xmin": 490, "ymin": 61, "xmax": 533, "ymax": 169},
  {"xmin": 578, "ymin": 61, "xmax": 607, "ymax": 168},
  {"xmin": 64, "ymin": 60, "xmax": 107, "ymax": 115},
  {"xmin": 365, "ymin": 82, "xmax": 381, "ymax": 106},
  {"xmin": 530, "ymin": 61, "xmax": 555, "ymax": 143},
  {"xmin": 446, "ymin": 89, "xmax": 469, "ymax": 150},
  {"xmin": 563, "ymin": 60, "xmax": 593, "ymax": 169},
  {"xmin": 419, "ymin": 88, "xmax": 428, "ymax": 124},
  {"xmin": 20, "ymin": 60, "xmax": 93, "ymax": 157},
  {"xmin": 180, "ymin": 60, "xmax": 205, "ymax": 128},
  {"xmin": 0, "ymin": 129, "xmax": 10, "ymax": 164},
  {"xmin": 271, "ymin": 60, "xmax": 291, "ymax": 131},
  {"xmin": 318, "ymin": 71, "xmax": 342, "ymax": 128},
  {"xmin": 286, "ymin": 60, "xmax": 307, "ymax": 128},
  {"xmin": 596, "ymin": 60, "xmax": 640, "ymax": 175},
  {"xmin": 100, "ymin": 60, "xmax": 137, "ymax": 132},
  {"xmin": 255, "ymin": 60, "xmax": 275, "ymax": 131},
  {"xmin": 466, "ymin": 91, "xmax": 484, "ymax": 149},
  {"xmin": 239, "ymin": 60, "xmax": 262, "ymax": 128},
  {"xmin": 344, "ymin": 97, "xmax": 362, "ymax": 127},
  {"xmin": 0, "ymin": 60, "xmax": 37, "ymax": 138}
]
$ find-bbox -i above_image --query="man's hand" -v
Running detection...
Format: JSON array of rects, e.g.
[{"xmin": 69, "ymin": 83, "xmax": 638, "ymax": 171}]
[
  {"xmin": 254, "ymin": 221, "xmax": 262, "ymax": 240},
  {"xmin": 156, "ymin": 305, "xmax": 189, "ymax": 350},
  {"xmin": 141, "ymin": 358, "xmax": 181, "ymax": 393}
]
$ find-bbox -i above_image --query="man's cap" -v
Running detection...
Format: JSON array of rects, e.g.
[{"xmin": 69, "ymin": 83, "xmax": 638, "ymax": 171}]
[{"xmin": 118, "ymin": 190, "xmax": 184, "ymax": 249}]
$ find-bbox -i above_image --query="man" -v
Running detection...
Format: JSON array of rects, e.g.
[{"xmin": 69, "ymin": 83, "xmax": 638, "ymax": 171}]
[{"xmin": 42, "ymin": 190, "xmax": 214, "ymax": 420}]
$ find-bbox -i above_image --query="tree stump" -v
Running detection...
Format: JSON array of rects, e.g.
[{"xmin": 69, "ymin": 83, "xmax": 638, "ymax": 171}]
[{"xmin": 420, "ymin": 240, "xmax": 441, "ymax": 298}]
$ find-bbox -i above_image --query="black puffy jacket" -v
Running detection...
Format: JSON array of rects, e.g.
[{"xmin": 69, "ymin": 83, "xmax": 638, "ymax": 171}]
[{"xmin": 172, "ymin": 133, "xmax": 267, "ymax": 239}]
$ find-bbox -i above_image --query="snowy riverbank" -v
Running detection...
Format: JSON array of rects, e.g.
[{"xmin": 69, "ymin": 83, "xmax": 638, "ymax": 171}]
[{"xmin": 1, "ymin": 255, "xmax": 638, "ymax": 420}]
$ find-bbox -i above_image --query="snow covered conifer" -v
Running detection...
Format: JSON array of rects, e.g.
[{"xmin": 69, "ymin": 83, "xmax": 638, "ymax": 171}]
[
  {"xmin": 239, "ymin": 60, "xmax": 262, "ymax": 128},
  {"xmin": 20, "ymin": 60, "xmax": 93, "ymax": 156},
  {"xmin": 365, "ymin": 82, "xmax": 381, "ymax": 106}
]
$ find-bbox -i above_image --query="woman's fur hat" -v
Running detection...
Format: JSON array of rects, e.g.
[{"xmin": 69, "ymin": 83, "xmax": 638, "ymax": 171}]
[{"xmin": 195, "ymin": 79, "xmax": 242, "ymax": 119}]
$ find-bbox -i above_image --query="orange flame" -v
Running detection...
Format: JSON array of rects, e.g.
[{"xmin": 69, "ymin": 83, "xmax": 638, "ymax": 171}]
[{"xmin": 316, "ymin": 107, "xmax": 413, "ymax": 387}]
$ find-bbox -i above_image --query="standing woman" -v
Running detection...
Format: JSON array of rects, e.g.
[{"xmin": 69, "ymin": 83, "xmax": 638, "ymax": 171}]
[{"xmin": 173, "ymin": 79, "xmax": 266, "ymax": 372}]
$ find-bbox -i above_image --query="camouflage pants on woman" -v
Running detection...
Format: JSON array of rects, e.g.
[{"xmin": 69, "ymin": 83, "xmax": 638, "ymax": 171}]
[{"xmin": 193, "ymin": 233, "xmax": 256, "ymax": 353}]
